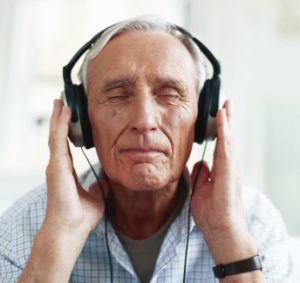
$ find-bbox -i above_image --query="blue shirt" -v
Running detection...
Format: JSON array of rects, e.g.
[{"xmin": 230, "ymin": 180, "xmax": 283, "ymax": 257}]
[{"xmin": 0, "ymin": 167, "xmax": 293, "ymax": 282}]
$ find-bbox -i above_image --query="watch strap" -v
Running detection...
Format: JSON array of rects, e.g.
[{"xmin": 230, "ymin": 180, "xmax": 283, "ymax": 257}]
[{"xmin": 213, "ymin": 255, "xmax": 263, "ymax": 278}]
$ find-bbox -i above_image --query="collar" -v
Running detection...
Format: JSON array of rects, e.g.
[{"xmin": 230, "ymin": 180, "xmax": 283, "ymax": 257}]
[
  {"xmin": 91, "ymin": 166, "xmax": 199, "ymax": 278},
  {"xmin": 93, "ymin": 166, "xmax": 197, "ymax": 238}
]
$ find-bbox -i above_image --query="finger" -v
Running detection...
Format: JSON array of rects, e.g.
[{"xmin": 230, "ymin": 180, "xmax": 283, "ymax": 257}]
[
  {"xmin": 49, "ymin": 105, "xmax": 72, "ymax": 159},
  {"xmin": 212, "ymin": 140, "xmax": 218, "ymax": 163},
  {"xmin": 211, "ymin": 144, "xmax": 218, "ymax": 180},
  {"xmin": 47, "ymin": 103, "xmax": 75, "ymax": 201},
  {"xmin": 67, "ymin": 140, "xmax": 75, "ymax": 164},
  {"xmin": 215, "ymin": 108, "xmax": 232, "ymax": 160},
  {"xmin": 66, "ymin": 142, "xmax": 81, "ymax": 190},
  {"xmin": 49, "ymin": 99, "xmax": 63, "ymax": 137},
  {"xmin": 224, "ymin": 99, "xmax": 233, "ymax": 124},
  {"xmin": 191, "ymin": 161, "xmax": 210, "ymax": 191},
  {"xmin": 224, "ymin": 100, "xmax": 236, "ymax": 149}
]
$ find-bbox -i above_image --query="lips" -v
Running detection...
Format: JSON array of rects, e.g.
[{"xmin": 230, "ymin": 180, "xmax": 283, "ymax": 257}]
[
  {"xmin": 120, "ymin": 148, "xmax": 164, "ymax": 153},
  {"xmin": 118, "ymin": 147, "xmax": 167, "ymax": 161},
  {"xmin": 120, "ymin": 147, "xmax": 166, "ymax": 157}
]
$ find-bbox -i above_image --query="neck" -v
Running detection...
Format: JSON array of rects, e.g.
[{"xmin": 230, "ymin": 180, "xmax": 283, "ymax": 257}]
[{"xmin": 107, "ymin": 180, "xmax": 181, "ymax": 240}]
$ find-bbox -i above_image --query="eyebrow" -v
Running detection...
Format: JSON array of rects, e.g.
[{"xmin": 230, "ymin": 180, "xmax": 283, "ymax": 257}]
[
  {"xmin": 153, "ymin": 77, "xmax": 188, "ymax": 93},
  {"xmin": 100, "ymin": 76, "xmax": 188, "ymax": 94},
  {"xmin": 102, "ymin": 78, "xmax": 136, "ymax": 93}
]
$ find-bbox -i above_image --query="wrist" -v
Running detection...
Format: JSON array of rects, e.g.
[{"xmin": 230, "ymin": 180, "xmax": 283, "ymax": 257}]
[
  {"xmin": 207, "ymin": 229, "xmax": 266, "ymax": 282},
  {"xmin": 205, "ymin": 227, "xmax": 258, "ymax": 264},
  {"xmin": 19, "ymin": 226, "xmax": 88, "ymax": 283},
  {"xmin": 219, "ymin": 270, "xmax": 265, "ymax": 283},
  {"xmin": 213, "ymin": 255, "xmax": 263, "ymax": 281}
]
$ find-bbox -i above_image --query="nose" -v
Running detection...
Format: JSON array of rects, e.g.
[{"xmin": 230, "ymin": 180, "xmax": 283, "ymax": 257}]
[{"xmin": 130, "ymin": 93, "xmax": 158, "ymax": 134}]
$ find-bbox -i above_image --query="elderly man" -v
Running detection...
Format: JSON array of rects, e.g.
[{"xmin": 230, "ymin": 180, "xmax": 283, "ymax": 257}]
[{"xmin": 0, "ymin": 16, "xmax": 292, "ymax": 282}]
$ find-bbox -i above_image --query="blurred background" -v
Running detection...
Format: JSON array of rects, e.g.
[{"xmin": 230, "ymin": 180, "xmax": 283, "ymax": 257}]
[{"xmin": 0, "ymin": 0, "xmax": 299, "ymax": 278}]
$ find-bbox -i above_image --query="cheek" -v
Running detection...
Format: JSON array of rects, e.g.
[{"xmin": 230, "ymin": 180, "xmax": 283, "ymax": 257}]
[
  {"xmin": 168, "ymin": 105, "xmax": 196, "ymax": 143},
  {"xmin": 166, "ymin": 107, "xmax": 197, "ymax": 175},
  {"xmin": 88, "ymin": 100, "xmax": 196, "ymax": 188},
  {"xmin": 89, "ymin": 107, "xmax": 123, "ymax": 161}
]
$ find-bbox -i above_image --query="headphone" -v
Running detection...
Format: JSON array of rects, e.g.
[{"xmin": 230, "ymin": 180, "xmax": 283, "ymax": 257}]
[{"xmin": 62, "ymin": 22, "xmax": 222, "ymax": 149}]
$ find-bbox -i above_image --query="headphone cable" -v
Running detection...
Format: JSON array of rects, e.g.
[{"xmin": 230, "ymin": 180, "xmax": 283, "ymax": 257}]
[
  {"xmin": 80, "ymin": 148, "xmax": 114, "ymax": 283},
  {"xmin": 81, "ymin": 141, "xmax": 208, "ymax": 283},
  {"xmin": 182, "ymin": 141, "xmax": 208, "ymax": 283}
]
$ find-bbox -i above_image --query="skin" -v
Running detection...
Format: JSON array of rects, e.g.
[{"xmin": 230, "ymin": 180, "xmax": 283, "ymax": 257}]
[
  {"xmin": 18, "ymin": 30, "xmax": 266, "ymax": 283},
  {"xmin": 87, "ymin": 31, "xmax": 198, "ymax": 238}
]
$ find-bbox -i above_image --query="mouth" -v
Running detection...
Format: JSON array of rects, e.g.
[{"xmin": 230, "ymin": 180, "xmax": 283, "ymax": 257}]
[
  {"xmin": 119, "ymin": 148, "xmax": 166, "ymax": 160},
  {"xmin": 121, "ymin": 148, "xmax": 165, "ymax": 154}
]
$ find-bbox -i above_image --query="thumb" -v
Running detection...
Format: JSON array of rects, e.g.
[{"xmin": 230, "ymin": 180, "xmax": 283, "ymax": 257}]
[{"xmin": 191, "ymin": 161, "xmax": 210, "ymax": 193}]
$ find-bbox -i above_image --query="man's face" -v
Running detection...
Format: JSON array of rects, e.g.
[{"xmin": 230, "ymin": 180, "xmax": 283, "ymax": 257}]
[{"xmin": 87, "ymin": 31, "xmax": 199, "ymax": 191}]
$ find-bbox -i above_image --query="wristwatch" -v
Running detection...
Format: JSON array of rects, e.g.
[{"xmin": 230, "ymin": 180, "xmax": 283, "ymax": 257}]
[{"xmin": 212, "ymin": 255, "xmax": 263, "ymax": 278}]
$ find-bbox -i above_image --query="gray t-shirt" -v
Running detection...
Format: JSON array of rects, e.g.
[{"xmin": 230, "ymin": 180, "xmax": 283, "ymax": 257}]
[{"xmin": 116, "ymin": 177, "xmax": 188, "ymax": 283}]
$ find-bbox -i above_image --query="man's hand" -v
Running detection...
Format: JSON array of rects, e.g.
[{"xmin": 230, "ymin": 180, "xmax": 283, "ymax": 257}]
[
  {"xmin": 45, "ymin": 99, "xmax": 106, "ymax": 239},
  {"xmin": 191, "ymin": 100, "xmax": 265, "ymax": 282},
  {"xmin": 19, "ymin": 100, "xmax": 107, "ymax": 283}
]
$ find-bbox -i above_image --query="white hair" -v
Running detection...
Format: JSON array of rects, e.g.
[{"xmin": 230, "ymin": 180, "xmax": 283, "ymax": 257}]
[{"xmin": 78, "ymin": 15, "xmax": 206, "ymax": 94}]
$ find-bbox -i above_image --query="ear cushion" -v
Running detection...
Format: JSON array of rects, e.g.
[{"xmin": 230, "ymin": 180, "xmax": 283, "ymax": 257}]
[
  {"xmin": 64, "ymin": 83, "xmax": 94, "ymax": 148},
  {"xmin": 76, "ymin": 84, "xmax": 94, "ymax": 149},
  {"xmin": 64, "ymin": 83, "xmax": 79, "ymax": 123},
  {"xmin": 194, "ymin": 80, "xmax": 212, "ymax": 144},
  {"xmin": 194, "ymin": 77, "xmax": 221, "ymax": 144},
  {"xmin": 209, "ymin": 76, "xmax": 221, "ymax": 117}
]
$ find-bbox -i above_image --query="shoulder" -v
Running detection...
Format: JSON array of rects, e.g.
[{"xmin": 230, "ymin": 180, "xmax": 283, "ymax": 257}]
[
  {"xmin": 0, "ymin": 164, "xmax": 98, "ymax": 269},
  {"xmin": 242, "ymin": 187, "xmax": 287, "ymax": 238},
  {"xmin": 241, "ymin": 187, "xmax": 293, "ymax": 281},
  {"xmin": 0, "ymin": 185, "xmax": 47, "ymax": 268}
]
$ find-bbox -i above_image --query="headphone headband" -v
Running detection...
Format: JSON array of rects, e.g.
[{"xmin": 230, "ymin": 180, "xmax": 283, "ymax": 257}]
[
  {"xmin": 63, "ymin": 24, "xmax": 221, "ymax": 86},
  {"xmin": 63, "ymin": 25, "xmax": 114, "ymax": 84},
  {"xmin": 62, "ymin": 20, "xmax": 222, "ymax": 148},
  {"xmin": 173, "ymin": 25, "xmax": 221, "ymax": 77}
]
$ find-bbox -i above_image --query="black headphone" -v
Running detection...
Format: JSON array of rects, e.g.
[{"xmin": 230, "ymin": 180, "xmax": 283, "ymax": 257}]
[{"xmin": 62, "ymin": 22, "xmax": 222, "ymax": 149}]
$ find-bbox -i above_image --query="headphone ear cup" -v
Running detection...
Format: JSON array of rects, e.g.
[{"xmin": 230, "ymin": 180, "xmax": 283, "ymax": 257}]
[
  {"xmin": 194, "ymin": 80, "xmax": 211, "ymax": 144},
  {"xmin": 63, "ymin": 84, "xmax": 93, "ymax": 148},
  {"xmin": 194, "ymin": 77, "xmax": 221, "ymax": 144},
  {"xmin": 209, "ymin": 76, "xmax": 221, "ymax": 117},
  {"xmin": 76, "ymin": 84, "xmax": 94, "ymax": 149},
  {"xmin": 64, "ymin": 83, "xmax": 79, "ymax": 123}
]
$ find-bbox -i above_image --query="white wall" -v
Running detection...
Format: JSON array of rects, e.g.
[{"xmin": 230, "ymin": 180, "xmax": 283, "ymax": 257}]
[
  {"xmin": 189, "ymin": 0, "xmax": 300, "ymax": 235},
  {"xmin": 0, "ymin": 0, "xmax": 186, "ymax": 212},
  {"xmin": 1, "ymin": 0, "xmax": 300, "ymax": 237}
]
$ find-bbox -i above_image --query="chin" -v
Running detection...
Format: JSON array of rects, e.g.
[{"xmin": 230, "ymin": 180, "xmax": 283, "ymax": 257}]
[
  {"xmin": 118, "ymin": 164, "xmax": 171, "ymax": 191},
  {"xmin": 124, "ymin": 178, "xmax": 164, "ymax": 192},
  {"xmin": 125, "ymin": 174, "xmax": 167, "ymax": 192}
]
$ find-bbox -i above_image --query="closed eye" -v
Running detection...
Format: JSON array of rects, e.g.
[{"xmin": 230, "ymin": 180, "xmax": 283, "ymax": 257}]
[
  {"xmin": 109, "ymin": 94, "xmax": 130, "ymax": 99},
  {"xmin": 107, "ymin": 87, "xmax": 132, "ymax": 101},
  {"xmin": 159, "ymin": 93, "xmax": 180, "ymax": 98},
  {"xmin": 156, "ymin": 87, "xmax": 181, "ymax": 100}
]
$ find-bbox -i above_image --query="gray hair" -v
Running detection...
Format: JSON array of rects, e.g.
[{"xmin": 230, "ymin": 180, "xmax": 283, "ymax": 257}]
[{"xmin": 78, "ymin": 15, "xmax": 206, "ymax": 94}]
